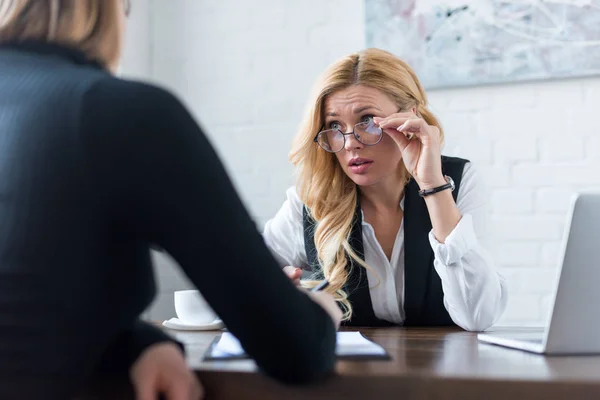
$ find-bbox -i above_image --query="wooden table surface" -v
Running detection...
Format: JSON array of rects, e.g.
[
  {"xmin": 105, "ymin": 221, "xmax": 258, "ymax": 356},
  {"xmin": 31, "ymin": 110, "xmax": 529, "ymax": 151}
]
[{"xmin": 80, "ymin": 326, "xmax": 600, "ymax": 399}]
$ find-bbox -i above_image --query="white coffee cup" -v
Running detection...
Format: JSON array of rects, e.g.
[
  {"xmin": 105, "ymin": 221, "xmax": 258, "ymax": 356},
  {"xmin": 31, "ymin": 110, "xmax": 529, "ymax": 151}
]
[{"xmin": 174, "ymin": 290, "xmax": 218, "ymax": 326}]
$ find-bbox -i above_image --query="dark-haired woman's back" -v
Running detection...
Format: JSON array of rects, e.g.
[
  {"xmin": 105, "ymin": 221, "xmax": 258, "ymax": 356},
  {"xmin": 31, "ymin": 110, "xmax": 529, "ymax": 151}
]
[{"xmin": 0, "ymin": 41, "xmax": 338, "ymax": 399}]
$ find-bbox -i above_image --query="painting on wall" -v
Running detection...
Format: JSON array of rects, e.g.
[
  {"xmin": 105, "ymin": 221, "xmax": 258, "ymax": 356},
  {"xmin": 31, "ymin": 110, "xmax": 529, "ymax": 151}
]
[{"xmin": 365, "ymin": 0, "xmax": 600, "ymax": 89}]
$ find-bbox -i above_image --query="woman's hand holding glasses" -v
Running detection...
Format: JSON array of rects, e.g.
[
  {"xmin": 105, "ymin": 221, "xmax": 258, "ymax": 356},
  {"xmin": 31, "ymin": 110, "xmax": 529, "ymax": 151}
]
[{"xmin": 374, "ymin": 111, "xmax": 446, "ymax": 190}]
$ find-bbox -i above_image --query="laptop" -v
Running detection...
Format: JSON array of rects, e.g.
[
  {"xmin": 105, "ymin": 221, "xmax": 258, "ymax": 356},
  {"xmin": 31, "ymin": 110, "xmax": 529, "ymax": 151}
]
[{"xmin": 478, "ymin": 192, "xmax": 600, "ymax": 355}]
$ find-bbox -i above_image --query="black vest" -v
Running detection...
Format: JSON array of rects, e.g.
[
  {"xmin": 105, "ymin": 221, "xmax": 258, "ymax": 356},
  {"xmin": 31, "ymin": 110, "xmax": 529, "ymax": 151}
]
[{"xmin": 303, "ymin": 156, "xmax": 468, "ymax": 327}]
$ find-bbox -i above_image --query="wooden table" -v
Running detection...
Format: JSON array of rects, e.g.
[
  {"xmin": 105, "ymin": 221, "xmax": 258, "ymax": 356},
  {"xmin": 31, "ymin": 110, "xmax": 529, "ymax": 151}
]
[{"xmin": 80, "ymin": 326, "xmax": 600, "ymax": 399}]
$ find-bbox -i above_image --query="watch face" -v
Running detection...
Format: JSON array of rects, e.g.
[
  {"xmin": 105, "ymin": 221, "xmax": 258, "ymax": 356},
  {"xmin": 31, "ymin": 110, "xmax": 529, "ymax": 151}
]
[{"xmin": 446, "ymin": 175, "xmax": 455, "ymax": 190}]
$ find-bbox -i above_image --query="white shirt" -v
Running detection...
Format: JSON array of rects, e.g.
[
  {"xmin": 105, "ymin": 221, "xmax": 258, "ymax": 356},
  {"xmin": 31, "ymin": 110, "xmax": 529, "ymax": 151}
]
[{"xmin": 262, "ymin": 162, "xmax": 508, "ymax": 331}]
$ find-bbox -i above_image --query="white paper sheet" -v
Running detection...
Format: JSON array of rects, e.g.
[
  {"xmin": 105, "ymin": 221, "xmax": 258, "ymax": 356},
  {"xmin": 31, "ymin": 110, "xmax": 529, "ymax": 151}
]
[{"xmin": 210, "ymin": 331, "xmax": 387, "ymax": 358}]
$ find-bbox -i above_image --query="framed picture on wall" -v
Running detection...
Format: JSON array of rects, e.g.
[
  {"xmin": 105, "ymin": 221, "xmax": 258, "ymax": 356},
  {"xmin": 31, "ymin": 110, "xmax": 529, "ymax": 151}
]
[{"xmin": 365, "ymin": 0, "xmax": 600, "ymax": 89}]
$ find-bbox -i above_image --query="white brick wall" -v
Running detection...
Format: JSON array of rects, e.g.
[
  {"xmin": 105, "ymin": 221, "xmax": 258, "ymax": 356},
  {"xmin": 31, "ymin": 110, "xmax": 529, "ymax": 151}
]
[
  {"xmin": 135, "ymin": 0, "xmax": 600, "ymax": 326},
  {"xmin": 539, "ymin": 137, "xmax": 584, "ymax": 162},
  {"xmin": 491, "ymin": 189, "xmax": 534, "ymax": 214}
]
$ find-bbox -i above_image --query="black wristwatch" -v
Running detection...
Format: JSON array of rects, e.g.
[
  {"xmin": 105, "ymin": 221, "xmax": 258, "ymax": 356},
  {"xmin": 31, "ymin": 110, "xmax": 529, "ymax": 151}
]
[{"xmin": 418, "ymin": 175, "xmax": 455, "ymax": 197}]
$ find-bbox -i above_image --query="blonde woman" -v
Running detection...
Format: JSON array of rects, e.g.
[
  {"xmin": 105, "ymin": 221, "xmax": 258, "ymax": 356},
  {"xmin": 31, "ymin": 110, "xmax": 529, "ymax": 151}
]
[
  {"xmin": 264, "ymin": 48, "xmax": 507, "ymax": 331},
  {"xmin": 0, "ymin": 0, "xmax": 340, "ymax": 399}
]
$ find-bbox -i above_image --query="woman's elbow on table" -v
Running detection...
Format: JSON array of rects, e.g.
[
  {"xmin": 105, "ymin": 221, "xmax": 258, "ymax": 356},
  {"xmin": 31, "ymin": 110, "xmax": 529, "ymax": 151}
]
[
  {"xmin": 452, "ymin": 281, "xmax": 508, "ymax": 332},
  {"xmin": 258, "ymin": 339, "xmax": 337, "ymax": 385},
  {"xmin": 253, "ymin": 312, "xmax": 337, "ymax": 385},
  {"xmin": 455, "ymin": 312, "xmax": 496, "ymax": 332}
]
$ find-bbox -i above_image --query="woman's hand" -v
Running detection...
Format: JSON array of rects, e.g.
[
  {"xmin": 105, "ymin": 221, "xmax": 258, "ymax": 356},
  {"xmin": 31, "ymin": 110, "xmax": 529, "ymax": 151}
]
[
  {"xmin": 282, "ymin": 266, "xmax": 303, "ymax": 286},
  {"xmin": 130, "ymin": 342, "xmax": 204, "ymax": 400},
  {"xmin": 374, "ymin": 111, "xmax": 446, "ymax": 190},
  {"xmin": 282, "ymin": 266, "xmax": 341, "ymax": 328}
]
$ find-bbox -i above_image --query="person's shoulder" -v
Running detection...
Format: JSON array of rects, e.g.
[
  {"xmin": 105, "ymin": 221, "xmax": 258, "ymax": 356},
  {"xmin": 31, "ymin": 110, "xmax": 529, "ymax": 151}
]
[
  {"xmin": 285, "ymin": 186, "xmax": 305, "ymax": 214},
  {"xmin": 285, "ymin": 186, "xmax": 301, "ymax": 202},
  {"xmin": 441, "ymin": 155, "xmax": 474, "ymax": 180},
  {"xmin": 79, "ymin": 76, "xmax": 196, "ymax": 147},
  {"xmin": 441, "ymin": 155, "xmax": 470, "ymax": 167},
  {"xmin": 79, "ymin": 76, "xmax": 196, "ymax": 139},
  {"xmin": 82, "ymin": 75, "xmax": 184, "ymax": 113},
  {"xmin": 453, "ymin": 159, "xmax": 487, "ymax": 207}
]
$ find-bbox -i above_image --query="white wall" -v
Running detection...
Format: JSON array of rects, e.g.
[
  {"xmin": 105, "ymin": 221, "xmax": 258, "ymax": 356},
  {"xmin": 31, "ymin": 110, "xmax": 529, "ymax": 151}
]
[
  {"xmin": 119, "ymin": 0, "xmax": 152, "ymax": 79},
  {"xmin": 151, "ymin": 0, "xmax": 366, "ymax": 225},
  {"xmin": 143, "ymin": 0, "xmax": 600, "ymax": 326}
]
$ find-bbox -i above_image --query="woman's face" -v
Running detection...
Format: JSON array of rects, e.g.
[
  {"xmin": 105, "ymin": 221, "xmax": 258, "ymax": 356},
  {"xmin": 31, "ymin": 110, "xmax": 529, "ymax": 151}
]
[{"xmin": 322, "ymin": 85, "xmax": 405, "ymax": 188}]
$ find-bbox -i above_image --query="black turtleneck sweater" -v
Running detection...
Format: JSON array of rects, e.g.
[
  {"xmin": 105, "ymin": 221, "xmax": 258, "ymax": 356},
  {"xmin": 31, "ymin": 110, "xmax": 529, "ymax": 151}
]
[{"xmin": 0, "ymin": 42, "xmax": 336, "ymax": 399}]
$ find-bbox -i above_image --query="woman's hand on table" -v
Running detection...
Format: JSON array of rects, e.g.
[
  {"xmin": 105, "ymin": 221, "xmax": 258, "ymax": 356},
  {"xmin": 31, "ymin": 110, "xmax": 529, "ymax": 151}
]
[{"xmin": 131, "ymin": 342, "xmax": 204, "ymax": 400}]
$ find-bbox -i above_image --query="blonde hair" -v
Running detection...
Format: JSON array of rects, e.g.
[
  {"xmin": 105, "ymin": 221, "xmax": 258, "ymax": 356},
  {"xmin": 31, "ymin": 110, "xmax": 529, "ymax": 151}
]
[
  {"xmin": 291, "ymin": 48, "xmax": 444, "ymax": 320},
  {"xmin": 0, "ymin": 0, "xmax": 125, "ymax": 70}
]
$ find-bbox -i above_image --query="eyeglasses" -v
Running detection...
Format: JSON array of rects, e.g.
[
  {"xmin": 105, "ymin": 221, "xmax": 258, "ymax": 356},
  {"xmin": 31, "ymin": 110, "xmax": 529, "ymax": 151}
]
[{"xmin": 313, "ymin": 117, "xmax": 383, "ymax": 153}]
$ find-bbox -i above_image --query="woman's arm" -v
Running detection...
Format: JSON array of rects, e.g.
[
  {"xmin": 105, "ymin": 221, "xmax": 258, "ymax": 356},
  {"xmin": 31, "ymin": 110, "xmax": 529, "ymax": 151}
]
[
  {"xmin": 82, "ymin": 78, "xmax": 337, "ymax": 384},
  {"xmin": 374, "ymin": 113, "xmax": 506, "ymax": 331},
  {"xmin": 428, "ymin": 163, "xmax": 508, "ymax": 331},
  {"xmin": 422, "ymin": 179, "xmax": 462, "ymax": 243},
  {"xmin": 93, "ymin": 320, "xmax": 183, "ymax": 377}
]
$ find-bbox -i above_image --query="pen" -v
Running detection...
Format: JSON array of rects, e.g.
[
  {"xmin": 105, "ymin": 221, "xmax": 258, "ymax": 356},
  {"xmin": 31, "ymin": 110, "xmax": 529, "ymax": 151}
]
[{"xmin": 311, "ymin": 280, "xmax": 330, "ymax": 292}]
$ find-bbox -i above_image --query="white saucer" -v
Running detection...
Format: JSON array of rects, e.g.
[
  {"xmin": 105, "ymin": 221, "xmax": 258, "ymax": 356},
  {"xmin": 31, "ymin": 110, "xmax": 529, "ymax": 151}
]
[{"xmin": 162, "ymin": 317, "xmax": 225, "ymax": 331}]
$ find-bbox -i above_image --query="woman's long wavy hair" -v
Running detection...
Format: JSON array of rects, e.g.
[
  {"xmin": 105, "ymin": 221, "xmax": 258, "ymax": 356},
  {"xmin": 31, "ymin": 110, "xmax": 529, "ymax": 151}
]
[{"xmin": 291, "ymin": 48, "xmax": 444, "ymax": 320}]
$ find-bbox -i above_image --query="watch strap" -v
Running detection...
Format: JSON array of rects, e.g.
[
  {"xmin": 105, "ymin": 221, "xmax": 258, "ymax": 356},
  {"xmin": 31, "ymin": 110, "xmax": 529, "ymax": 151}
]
[{"xmin": 418, "ymin": 176, "xmax": 454, "ymax": 197}]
